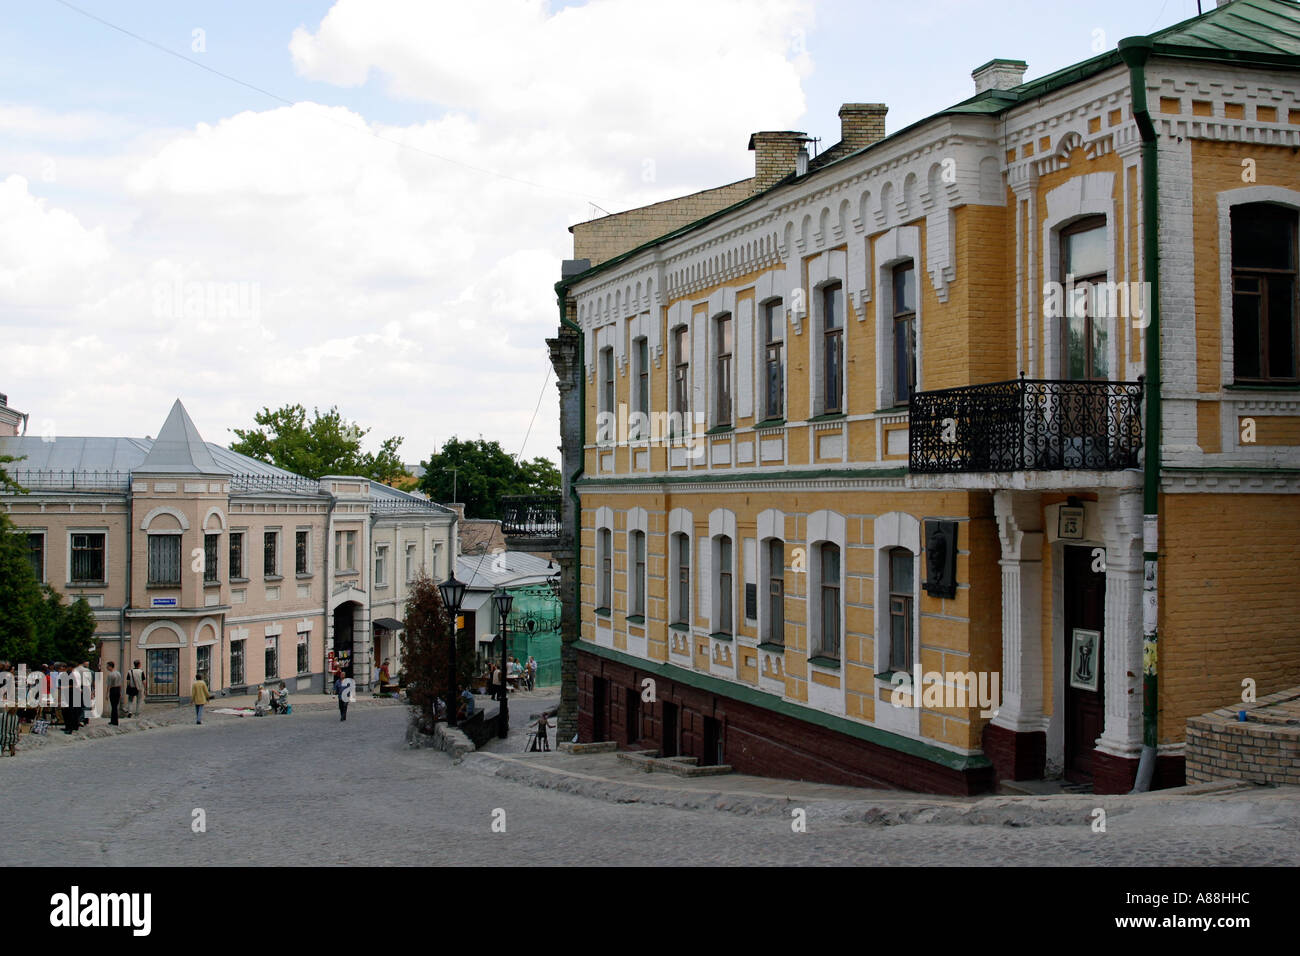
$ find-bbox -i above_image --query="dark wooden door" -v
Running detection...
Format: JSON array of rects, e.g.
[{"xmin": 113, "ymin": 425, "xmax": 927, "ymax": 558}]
[
  {"xmin": 661, "ymin": 701, "xmax": 678, "ymax": 757},
  {"xmin": 1063, "ymin": 545, "xmax": 1105, "ymax": 782},
  {"xmin": 702, "ymin": 716, "xmax": 723, "ymax": 767},
  {"xmin": 591, "ymin": 677, "xmax": 607, "ymax": 742}
]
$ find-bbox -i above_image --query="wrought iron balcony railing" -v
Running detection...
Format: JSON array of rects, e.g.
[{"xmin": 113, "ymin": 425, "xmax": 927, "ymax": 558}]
[
  {"xmin": 909, "ymin": 376, "xmax": 1144, "ymax": 474},
  {"xmin": 3, "ymin": 470, "xmax": 132, "ymax": 493},
  {"xmin": 500, "ymin": 494, "xmax": 563, "ymax": 539}
]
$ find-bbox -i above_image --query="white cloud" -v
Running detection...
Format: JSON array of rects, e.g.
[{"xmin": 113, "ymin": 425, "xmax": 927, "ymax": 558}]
[{"xmin": 6, "ymin": 0, "xmax": 815, "ymax": 470}]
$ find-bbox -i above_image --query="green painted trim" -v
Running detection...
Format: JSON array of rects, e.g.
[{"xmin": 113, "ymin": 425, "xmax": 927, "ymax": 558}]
[
  {"xmin": 872, "ymin": 405, "xmax": 909, "ymax": 415},
  {"xmin": 808, "ymin": 655, "xmax": 841, "ymax": 669},
  {"xmin": 709, "ymin": 632, "xmax": 734, "ymax": 641},
  {"xmin": 753, "ymin": 418, "xmax": 787, "ymax": 429},
  {"xmin": 705, "ymin": 425, "xmax": 735, "ymax": 435},
  {"xmin": 756, "ymin": 642, "xmax": 786, "ymax": 652},
  {"xmin": 625, "ymin": 614, "xmax": 645, "ymax": 625},
  {"xmin": 874, "ymin": 670, "xmax": 903, "ymax": 683},
  {"xmin": 668, "ymin": 622, "xmax": 690, "ymax": 632},
  {"xmin": 578, "ymin": 642, "xmax": 991, "ymax": 772},
  {"xmin": 808, "ymin": 412, "xmax": 847, "ymax": 423},
  {"xmin": 594, "ymin": 607, "xmax": 611, "ymax": 617},
  {"xmin": 576, "ymin": 465, "xmax": 910, "ymax": 488}
]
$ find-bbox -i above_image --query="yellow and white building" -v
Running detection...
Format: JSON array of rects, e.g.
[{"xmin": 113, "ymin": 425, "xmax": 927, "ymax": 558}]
[{"xmin": 549, "ymin": 0, "xmax": 1300, "ymax": 793}]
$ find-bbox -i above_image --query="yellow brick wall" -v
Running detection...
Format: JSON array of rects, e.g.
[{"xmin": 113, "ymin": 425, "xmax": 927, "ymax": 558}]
[{"xmin": 1159, "ymin": 493, "xmax": 1300, "ymax": 744}]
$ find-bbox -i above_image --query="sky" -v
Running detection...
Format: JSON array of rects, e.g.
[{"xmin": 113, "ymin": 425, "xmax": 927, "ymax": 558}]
[{"xmin": 2, "ymin": 0, "xmax": 1213, "ymax": 468}]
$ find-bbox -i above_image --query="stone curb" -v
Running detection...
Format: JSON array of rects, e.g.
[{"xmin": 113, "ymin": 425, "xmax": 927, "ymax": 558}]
[{"xmin": 460, "ymin": 751, "xmax": 1262, "ymax": 827}]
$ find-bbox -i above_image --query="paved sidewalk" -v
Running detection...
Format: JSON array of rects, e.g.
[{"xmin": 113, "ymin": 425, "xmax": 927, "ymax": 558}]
[
  {"xmin": 6, "ymin": 691, "xmax": 402, "ymax": 756},
  {"xmin": 462, "ymin": 746, "xmax": 1296, "ymax": 828}
]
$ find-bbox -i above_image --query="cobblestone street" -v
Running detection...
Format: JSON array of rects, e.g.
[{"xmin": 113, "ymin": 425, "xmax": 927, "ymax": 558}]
[{"xmin": 1, "ymin": 702, "xmax": 1297, "ymax": 867}]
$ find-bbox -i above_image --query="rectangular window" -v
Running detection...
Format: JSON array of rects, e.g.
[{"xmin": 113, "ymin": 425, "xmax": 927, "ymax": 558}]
[
  {"xmin": 263, "ymin": 531, "xmax": 279, "ymax": 577},
  {"xmin": 634, "ymin": 336, "xmax": 649, "ymax": 434},
  {"xmin": 823, "ymin": 283, "xmax": 844, "ymax": 413},
  {"xmin": 717, "ymin": 535, "xmax": 733, "ymax": 634},
  {"xmin": 819, "ymin": 544, "xmax": 841, "ymax": 657},
  {"xmin": 405, "ymin": 543, "xmax": 416, "ymax": 581},
  {"xmin": 672, "ymin": 325, "xmax": 690, "ymax": 431},
  {"xmin": 1232, "ymin": 203, "xmax": 1298, "ymax": 383},
  {"xmin": 297, "ymin": 634, "xmax": 309, "ymax": 674},
  {"xmin": 26, "ymin": 533, "xmax": 45, "ymax": 583},
  {"xmin": 265, "ymin": 636, "xmax": 279, "ymax": 680},
  {"xmin": 70, "ymin": 532, "xmax": 105, "ymax": 584},
  {"xmin": 601, "ymin": 346, "xmax": 615, "ymax": 431},
  {"xmin": 334, "ymin": 530, "xmax": 357, "ymax": 572},
  {"xmin": 598, "ymin": 528, "xmax": 612, "ymax": 610},
  {"xmin": 230, "ymin": 640, "xmax": 245, "ymax": 685},
  {"xmin": 764, "ymin": 300, "xmax": 784, "ymax": 419},
  {"xmin": 889, "ymin": 548, "xmax": 914, "ymax": 672},
  {"xmin": 631, "ymin": 530, "xmax": 646, "ymax": 617},
  {"xmin": 715, "ymin": 313, "xmax": 733, "ymax": 426},
  {"xmin": 673, "ymin": 532, "xmax": 690, "ymax": 626},
  {"xmin": 375, "ymin": 545, "xmax": 388, "ymax": 586},
  {"xmin": 767, "ymin": 539, "xmax": 784, "ymax": 646},
  {"xmin": 204, "ymin": 533, "xmax": 219, "ymax": 585},
  {"xmin": 148, "ymin": 534, "xmax": 182, "ymax": 587},
  {"xmin": 295, "ymin": 530, "xmax": 309, "ymax": 575},
  {"xmin": 892, "ymin": 263, "xmax": 917, "ymax": 403},
  {"xmin": 229, "ymin": 532, "xmax": 244, "ymax": 579}
]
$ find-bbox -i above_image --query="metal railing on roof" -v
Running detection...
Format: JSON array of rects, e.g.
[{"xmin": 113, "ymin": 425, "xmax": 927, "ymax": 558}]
[
  {"xmin": 3, "ymin": 470, "xmax": 131, "ymax": 493},
  {"xmin": 228, "ymin": 474, "xmax": 325, "ymax": 496}
]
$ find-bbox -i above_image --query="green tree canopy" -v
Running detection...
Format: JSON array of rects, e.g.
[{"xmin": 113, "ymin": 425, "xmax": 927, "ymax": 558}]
[
  {"xmin": 417, "ymin": 437, "xmax": 560, "ymax": 520},
  {"xmin": 229, "ymin": 404, "xmax": 407, "ymax": 482}
]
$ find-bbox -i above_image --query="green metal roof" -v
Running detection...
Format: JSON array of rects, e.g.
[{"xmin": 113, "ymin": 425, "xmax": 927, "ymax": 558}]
[{"xmin": 557, "ymin": 0, "xmax": 1300, "ymax": 294}]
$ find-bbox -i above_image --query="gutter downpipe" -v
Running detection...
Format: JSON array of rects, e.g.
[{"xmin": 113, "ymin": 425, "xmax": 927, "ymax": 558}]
[
  {"xmin": 557, "ymin": 282, "xmax": 584, "ymax": 735},
  {"xmin": 1118, "ymin": 35, "xmax": 1160, "ymax": 793}
]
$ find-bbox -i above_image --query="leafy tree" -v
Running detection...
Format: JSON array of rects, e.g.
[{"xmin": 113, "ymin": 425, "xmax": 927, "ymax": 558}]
[
  {"xmin": 229, "ymin": 404, "xmax": 408, "ymax": 481},
  {"xmin": 34, "ymin": 586, "xmax": 97, "ymax": 665},
  {"xmin": 417, "ymin": 437, "xmax": 561, "ymax": 519},
  {"xmin": 0, "ymin": 515, "xmax": 41, "ymax": 663},
  {"xmin": 401, "ymin": 572, "xmax": 474, "ymax": 732}
]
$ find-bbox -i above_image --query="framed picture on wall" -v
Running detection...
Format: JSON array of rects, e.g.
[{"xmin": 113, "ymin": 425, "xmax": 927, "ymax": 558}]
[{"xmin": 1069, "ymin": 628, "xmax": 1101, "ymax": 692}]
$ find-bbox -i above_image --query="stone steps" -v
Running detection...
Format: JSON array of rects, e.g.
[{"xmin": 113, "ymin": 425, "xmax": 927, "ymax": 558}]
[{"xmin": 616, "ymin": 749, "xmax": 734, "ymax": 777}]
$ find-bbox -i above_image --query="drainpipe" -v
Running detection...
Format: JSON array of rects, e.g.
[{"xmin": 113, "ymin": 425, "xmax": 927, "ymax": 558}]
[
  {"xmin": 123, "ymin": 476, "xmax": 132, "ymax": 696},
  {"xmin": 1118, "ymin": 36, "xmax": 1160, "ymax": 792}
]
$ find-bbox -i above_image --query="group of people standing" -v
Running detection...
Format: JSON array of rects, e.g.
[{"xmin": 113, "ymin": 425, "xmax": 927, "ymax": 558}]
[
  {"xmin": 0, "ymin": 660, "xmax": 147, "ymax": 755},
  {"xmin": 488, "ymin": 655, "xmax": 537, "ymax": 700}
]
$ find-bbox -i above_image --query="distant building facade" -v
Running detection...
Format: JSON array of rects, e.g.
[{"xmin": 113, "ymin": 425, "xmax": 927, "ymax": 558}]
[{"xmin": 0, "ymin": 400, "xmax": 456, "ymax": 699}]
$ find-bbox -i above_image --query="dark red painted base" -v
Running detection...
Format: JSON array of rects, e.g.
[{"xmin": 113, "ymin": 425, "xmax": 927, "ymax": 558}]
[
  {"xmin": 1091, "ymin": 749, "xmax": 1186, "ymax": 794},
  {"xmin": 578, "ymin": 649, "xmax": 995, "ymax": 796},
  {"xmin": 982, "ymin": 721, "xmax": 1046, "ymax": 781}
]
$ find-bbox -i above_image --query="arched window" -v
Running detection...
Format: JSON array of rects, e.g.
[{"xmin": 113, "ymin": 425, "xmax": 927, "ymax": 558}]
[
  {"xmin": 629, "ymin": 530, "xmax": 646, "ymax": 619},
  {"xmin": 892, "ymin": 262, "xmax": 916, "ymax": 403},
  {"xmin": 765, "ymin": 538, "xmax": 785, "ymax": 646},
  {"xmin": 714, "ymin": 534, "xmax": 733, "ymax": 635},
  {"xmin": 670, "ymin": 531, "xmax": 691, "ymax": 626},
  {"xmin": 888, "ymin": 547, "xmax": 915, "ymax": 673},
  {"xmin": 817, "ymin": 543, "xmax": 841, "ymax": 657}
]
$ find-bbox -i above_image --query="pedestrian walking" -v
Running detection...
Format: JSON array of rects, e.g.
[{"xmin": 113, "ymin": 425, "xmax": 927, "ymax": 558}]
[
  {"xmin": 526, "ymin": 656, "xmax": 537, "ymax": 691},
  {"xmin": 490, "ymin": 663, "xmax": 502, "ymax": 701},
  {"xmin": 335, "ymin": 670, "xmax": 353, "ymax": 721},
  {"xmin": 125, "ymin": 660, "xmax": 145, "ymax": 717},
  {"xmin": 191, "ymin": 672, "xmax": 211, "ymax": 724},
  {"xmin": 104, "ymin": 662, "xmax": 123, "ymax": 726},
  {"xmin": 372, "ymin": 658, "xmax": 391, "ymax": 693},
  {"xmin": 76, "ymin": 660, "xmax": 92, "ymax": 725}
]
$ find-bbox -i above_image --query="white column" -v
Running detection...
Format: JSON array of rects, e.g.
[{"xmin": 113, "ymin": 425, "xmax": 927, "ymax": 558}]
[
  {"xmin": 1096, "ymin": 488, "xmax": 1144, "ymax": 758},
  {"xmin": 992, "ymin": 490, "xmax": 1047, "ymax": 733}
]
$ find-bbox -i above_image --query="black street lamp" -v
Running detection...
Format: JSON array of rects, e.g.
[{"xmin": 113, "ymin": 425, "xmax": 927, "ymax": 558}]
[
  {"xmin": 438, "ymin": 573, "xmax": 467, "ymax": 724},
  {"xmin": 493, "ymin": 589, "xmax": 514, "ymax": 738}
]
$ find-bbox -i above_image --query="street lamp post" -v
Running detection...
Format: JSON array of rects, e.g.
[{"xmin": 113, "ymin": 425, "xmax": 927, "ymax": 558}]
[
  {"xmin": 493, "ymin": 590, "xmax": 514, "ymax": 738},
  {"xmin": 437, "ymin": 573, "xmax": 467, "ymax": 724}
]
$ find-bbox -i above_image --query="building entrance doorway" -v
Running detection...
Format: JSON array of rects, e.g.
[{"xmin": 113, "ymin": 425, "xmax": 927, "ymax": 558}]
[
  {"xmin": 332, "ymin": 603, "xmax": 355, "ymax": 677},
  {"xmin": 660, "ymin": 701, "xmax": 679, "ymax": 757},
  {"xmin": 1063, "ymin": 545, "xmax": 1106, "ymax": 783}
]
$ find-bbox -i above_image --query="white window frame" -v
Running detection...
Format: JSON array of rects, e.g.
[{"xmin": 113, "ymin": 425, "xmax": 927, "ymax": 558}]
[
  {"xmin": 374, "ymin": 544, "xmax": 389, "ymax": 588},
  {"xmin": 757, "ymin": 508, "xmax": 787, "ymax": 647},
  {"xmin": 875, "ymin": 225, "xmax": 923, "ymax": 409},
  {"xmin": 807, "ymin": 509, "xmax": 847, "ymax": 665},
  {"xmin": 67, "ymin": 528, "xmax": 108, "ymax": 587},
  {"xmin": 707, "ymin": 508, "xmax": 737, "ymax": 637},
  {"xmin": 667, "ymin": 508, "xmax": 693, "ymax": 628},
  {"xmin": 295, "ymin": 527, "xmax": 312, "ymax": 576},
  {"xmin": 263, "ymin": 528, "xmax": 282, "ymax": 579}
]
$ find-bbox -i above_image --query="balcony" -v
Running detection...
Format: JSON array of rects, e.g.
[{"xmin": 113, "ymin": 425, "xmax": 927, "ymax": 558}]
[
  {"xmin": 909, "ymin": 377, "xmax": 1144, "ymax": 475},
  {"xmin": 500, "ymin": 494, "xmax": 563, "ymax": 549}
]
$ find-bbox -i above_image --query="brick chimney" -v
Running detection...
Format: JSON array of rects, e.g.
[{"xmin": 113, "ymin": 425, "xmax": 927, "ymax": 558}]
[
  {"xmin": 748, "ymin": 131, "xmax": 807, "ymax": 191},
  {"xmin": 837, "ymin": 103, "xmax": 888, "ymax": 152},
  {"xmin": 972, "ymin": 58, "xmax": 1027, "ymax": 94}
]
